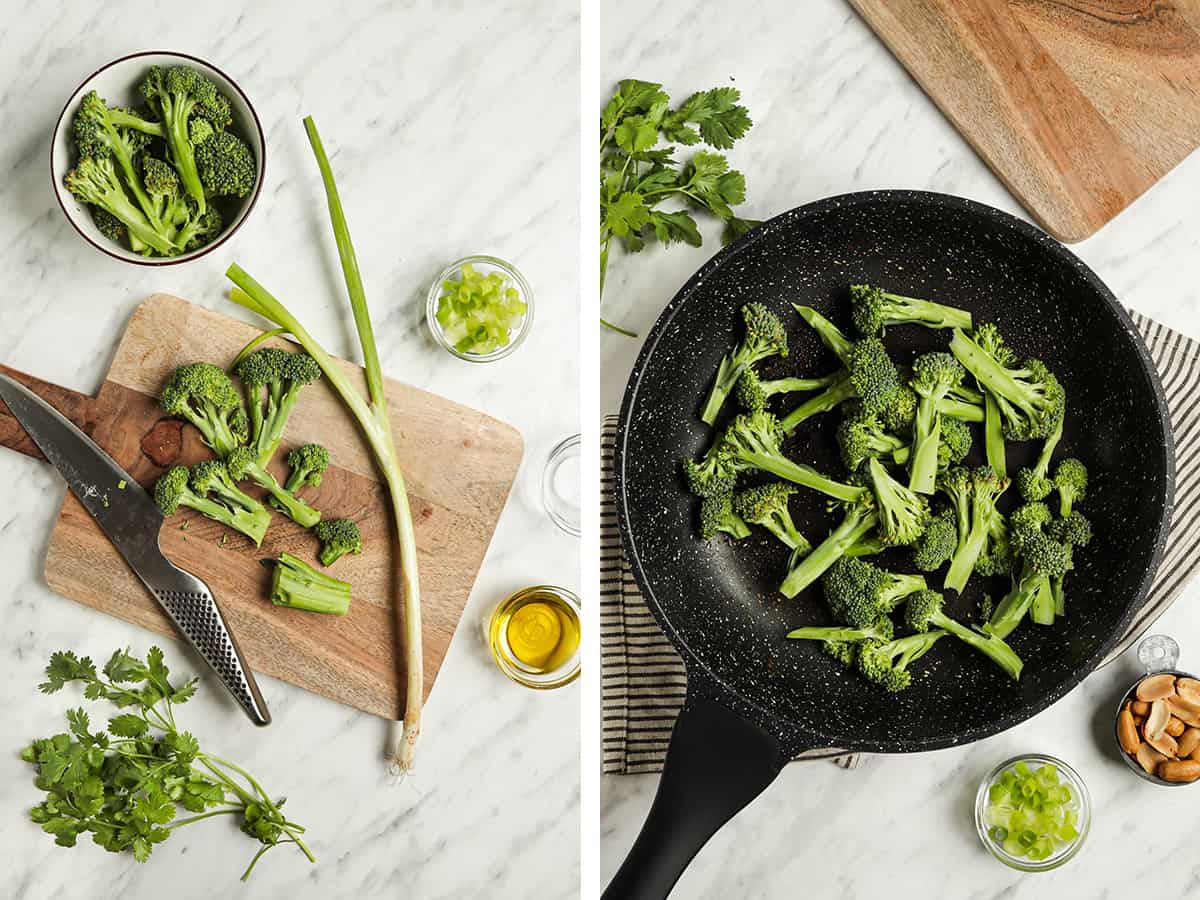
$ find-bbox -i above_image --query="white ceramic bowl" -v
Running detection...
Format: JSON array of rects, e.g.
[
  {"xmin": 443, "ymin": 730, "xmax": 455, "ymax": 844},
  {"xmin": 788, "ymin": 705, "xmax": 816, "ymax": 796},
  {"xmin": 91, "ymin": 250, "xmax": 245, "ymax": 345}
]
[{"xmin": 50, "ymin": 51, "xmax": 265, "ymax": 266}]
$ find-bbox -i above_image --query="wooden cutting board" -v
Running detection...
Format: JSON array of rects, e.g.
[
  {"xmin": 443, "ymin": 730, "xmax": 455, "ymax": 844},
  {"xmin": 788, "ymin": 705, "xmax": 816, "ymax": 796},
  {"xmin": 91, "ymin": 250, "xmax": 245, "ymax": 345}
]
[
  {"xmin": 0, "ymin": 294, "xmax": 523, "ymax": 719},
  {"xmin": 849, "ymin": 0, "xmax": 1200, "ymax": 242}
]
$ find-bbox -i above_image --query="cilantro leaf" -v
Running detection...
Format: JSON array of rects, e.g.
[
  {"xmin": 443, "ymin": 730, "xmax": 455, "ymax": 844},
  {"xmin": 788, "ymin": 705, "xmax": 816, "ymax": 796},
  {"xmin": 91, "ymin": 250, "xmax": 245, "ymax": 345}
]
[
  {"xmin": 605, "ymin": 191, "xmax": 650, "ymax": 238},
  {"xmin": 104, "ymin": 648, "xmax": 147, "ymax": 684},
  {"xmin": 723, "ymin": 216, "xmax": 761, "ymax": 245},
  {"xmin": 667, "ymin": 87, "xmax": 753, "ymax": 150},
  {"xmin": 67, "ymin": 707, "xmax": 91, "ymax": 741},
  {"xmin": 649, "ymin": 210, "xmax": 702, "ymax": 247},
  {"xmin": 615, "ymin": 115, "xmax": 659, "ymax": 154},
  {"xmin": 108, "ymin": 714, "xmax": 149, "ymax": 738},
  {"xmin": 40, "ymin": 651, "xmax": 97, "ymax": 693}
]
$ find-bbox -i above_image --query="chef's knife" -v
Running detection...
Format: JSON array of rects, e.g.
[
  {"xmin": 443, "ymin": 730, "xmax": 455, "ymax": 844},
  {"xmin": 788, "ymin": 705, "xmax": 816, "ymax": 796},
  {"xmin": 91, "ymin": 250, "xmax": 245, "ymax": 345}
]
[{"xmin": 0, "ymin": 373, "xmax": 270, "ymax": 725}]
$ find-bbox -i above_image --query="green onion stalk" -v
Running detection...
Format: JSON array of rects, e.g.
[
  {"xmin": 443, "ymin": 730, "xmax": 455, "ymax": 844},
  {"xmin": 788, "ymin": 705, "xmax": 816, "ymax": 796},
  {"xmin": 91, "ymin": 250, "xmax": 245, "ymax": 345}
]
[{"xmin": 226, "ymin": 117, "xmax": 422, "ymax": 773}]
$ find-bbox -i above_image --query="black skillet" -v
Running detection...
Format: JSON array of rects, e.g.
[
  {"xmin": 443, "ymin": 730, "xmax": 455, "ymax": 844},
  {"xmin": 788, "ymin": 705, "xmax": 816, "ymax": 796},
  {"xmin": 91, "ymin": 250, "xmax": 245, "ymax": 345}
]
[{"xmin": 604, "ymin": 191, "xmax": 1174, "ymax": 899}]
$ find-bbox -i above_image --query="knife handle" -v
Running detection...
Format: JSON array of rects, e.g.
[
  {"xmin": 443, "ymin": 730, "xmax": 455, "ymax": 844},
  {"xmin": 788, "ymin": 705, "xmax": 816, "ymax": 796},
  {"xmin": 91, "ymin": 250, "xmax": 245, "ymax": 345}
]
[
  {"xmin": 150, "ymin": 575, "xmax": 272, "ymax": 727},
  {"xmin": 0, "ymin": 365, "xmax": 97, "ymax": 461}
]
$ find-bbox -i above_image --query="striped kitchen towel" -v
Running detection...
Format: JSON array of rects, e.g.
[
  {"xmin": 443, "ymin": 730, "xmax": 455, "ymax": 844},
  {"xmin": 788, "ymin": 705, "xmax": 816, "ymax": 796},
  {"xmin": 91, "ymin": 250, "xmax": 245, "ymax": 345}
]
[{"xmin": 601, "ymin": 309, "xmax": 1200, "ymax": 775}]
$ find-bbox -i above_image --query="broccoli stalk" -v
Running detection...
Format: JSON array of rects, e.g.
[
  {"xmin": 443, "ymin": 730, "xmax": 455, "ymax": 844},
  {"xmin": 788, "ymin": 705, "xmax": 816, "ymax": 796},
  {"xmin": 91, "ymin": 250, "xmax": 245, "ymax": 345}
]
[
  {"xmin": 735, "ymin": 369, "xmax": 839, "ymax": 413},
  {"xmin": 792, "ymin": 304, "xmax": 854, "ymax": 363},
  {"xmin": 779, "ymin": 371, "xmax": 857, "ymax": 432},
  {"xmin": 941, "ymin": 396, "xmax": 985, "ymax": 422},
  {"xmin": 733, "ymin": 482, "xmax": 810, "ymax": 553},
  {"xmin": 779, "ymin": 496, "xmax": 878, "ymax": 598},
  {"xmin": 906, "ymin": 590, "xmax": 1023, "ymax": 680},
  {"xmin": 227, "ymin": 117, "xmax": 422, "ymax": 771},
  {"xmin": 944, "ymin": 467, "xmax": 1009, "ymax": 593},
  {"xmin": 699, "ymin": 492, "xmax": 751, "ymax": 540},
  {"xmin": 1053, "ymin": 458, "xmax": 1088, "ymax": 517},
  {"xmin": 234, "ymin": 348, "xmax": 322, "ymax": 467},
  {"xmin": 1016, "ymin": 411, "xmax": 1064, "ymax": 501},
  {"xmin": 65, "ymin": 157, "xmax": 177, "ymax": 256},
  {"xmin": 271, "ymin": 553, "xmax": 351, "ymax": 615},
  {"xmin": 283, "ymin": 444, "xmax": 330, "ymax": 494},
  {"xmin": 700, "ymin": 303, "xmax": 789, "ymax": 425},
  {"xmin": 849, "ymin": 284, "xmax": 973, "ymax": 335},
  {"xmin": 857, "ymin": 631, "xmax": 946, "ymax": 692},
  {"xmin": 909, "ymin": 352, "xmax": 965, "ymax": 494},
  {"xmin": 844, "ymin": 534, "xmax": 886, "ymax": 558},
  {"xmin": 227, "ymin": 448, "xmax": 320, "ymax": 529},
  {"xmin": 139, "ymin": 66, "xmax": 228, "ymax": 214},
  {"xmin": 154, "ymin": 464, "xmax": 270, "ymax": 546},
  {"xmin": 313, "ymin": 519, "xmax": 363, "ymax": 567},
  {"xmin": 720, "ymin": 412, "xmax": 865, "ymax": 502},
  {"xmin": 866, "ymin": 457, "xmax": 929, "ymax": 547},
  {"xmin": 950, "ymin": 327, "xmax": 1064, "ymax": 440},
  {"xmin": 787, "ymin": 616, "xmax": 893, "ymax": 644},
  {"xmin": 160, "ymin": 362, "xmax": 248, "ymax": 456}
]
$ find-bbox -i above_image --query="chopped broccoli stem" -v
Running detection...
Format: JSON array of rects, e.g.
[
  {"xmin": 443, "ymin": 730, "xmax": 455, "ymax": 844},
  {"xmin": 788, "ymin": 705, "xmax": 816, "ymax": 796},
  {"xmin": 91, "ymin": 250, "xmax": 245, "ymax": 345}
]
[
  {"xmin": 849, "ymin": 284, "xmax": 973, "ymax": 335},
  {"xmin": 939, "ymin": 396, "xmax": 984, "ymax": 422},
  {"xmin": 983, "ymin": 393, "xmax": 1006, "ymax": 476},
  {"xmin": 792, "ymin": 304, "xmax": 853, "ymax": 363},
  {"xmin": 787, "ymin": 617, "xmax": 893, "ymax": 644},
  {"xmin": 700, "ymin": 303, "xmax": 788, "ymax": 425},
  {"xmin": 271, "ymin": 553, "xmax": 351, "ymax": 615},
  {"xmin": 843, "ymin": 534, "xmax": 885, "ymax": 558},
  {"xmin": 780, "ymin": 500, "xmax": 877, "ymax": 598}
]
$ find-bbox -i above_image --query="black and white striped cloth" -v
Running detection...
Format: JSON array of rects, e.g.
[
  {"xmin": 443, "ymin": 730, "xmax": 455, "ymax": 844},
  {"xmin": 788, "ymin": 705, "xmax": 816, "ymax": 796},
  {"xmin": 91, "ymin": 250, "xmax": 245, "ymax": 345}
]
[{"xmin": 601, "ymin": 310, "xmax": 1200, "ymax": 775}]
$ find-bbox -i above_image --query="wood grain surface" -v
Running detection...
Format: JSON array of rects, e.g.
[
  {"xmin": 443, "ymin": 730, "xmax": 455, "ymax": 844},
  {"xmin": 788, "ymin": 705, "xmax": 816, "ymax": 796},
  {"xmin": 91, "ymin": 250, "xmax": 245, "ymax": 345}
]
[
  {"xmin": 849, "ymin": 0, "xmax": 1200, "ymax": 242},
  {"xmin": 16, "ymin": 294, "xmax": 522, "ymax": 719}
]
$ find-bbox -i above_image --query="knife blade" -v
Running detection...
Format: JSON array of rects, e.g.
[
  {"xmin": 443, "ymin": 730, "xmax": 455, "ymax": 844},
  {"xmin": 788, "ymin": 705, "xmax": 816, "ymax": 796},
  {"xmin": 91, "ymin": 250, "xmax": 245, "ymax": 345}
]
[{"xmin": 0, "ymin": 373, "xmax": 270, "ymax": 725}]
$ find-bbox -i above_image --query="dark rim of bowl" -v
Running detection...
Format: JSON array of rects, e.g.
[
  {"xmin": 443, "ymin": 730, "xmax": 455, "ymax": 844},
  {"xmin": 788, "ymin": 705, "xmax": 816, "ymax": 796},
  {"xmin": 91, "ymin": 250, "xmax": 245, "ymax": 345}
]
[
  {"xmin": 1115, "ymin": 669, "xmax": 1200, "ymax": 786},
  {"xmin": 50, "ymin": 49, "xmax": 266, "ymax": 267}
]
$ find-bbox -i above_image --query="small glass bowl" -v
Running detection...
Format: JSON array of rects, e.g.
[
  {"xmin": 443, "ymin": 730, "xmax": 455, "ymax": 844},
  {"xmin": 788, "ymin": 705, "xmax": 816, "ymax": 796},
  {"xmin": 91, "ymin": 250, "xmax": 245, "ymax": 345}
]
[
  {"xmin": 426, "ymin": 254, "xmax": 534, "ymax": 362},
  {"xmin": 542, "ymin": 435, "xmax": 581, "ymax": 536},
  {"xmin": 484, "ymin": 585, "xmax": 581, "ymax": 690},
  {"xmin": 974, "ymin": 754, "xmax": 1091, "ymax": 872}
]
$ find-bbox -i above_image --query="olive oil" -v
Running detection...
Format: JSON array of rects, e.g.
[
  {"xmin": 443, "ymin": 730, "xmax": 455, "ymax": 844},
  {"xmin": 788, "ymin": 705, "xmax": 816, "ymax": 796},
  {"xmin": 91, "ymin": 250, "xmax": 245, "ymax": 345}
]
[{"xmin": 487, "ymin": 586, "xmax": 580, "ymax": 689}]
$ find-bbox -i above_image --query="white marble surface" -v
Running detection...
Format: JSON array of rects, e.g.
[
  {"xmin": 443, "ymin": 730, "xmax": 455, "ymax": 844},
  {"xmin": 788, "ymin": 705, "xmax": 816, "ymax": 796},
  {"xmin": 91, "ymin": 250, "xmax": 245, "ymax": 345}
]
[
  {"xmin": 0, "ymin": 3, "xmax": 579, "ymax": 898},
  {"xmin": 601, "ymin": 1, "xmax": 1200, "ymax": 897}
]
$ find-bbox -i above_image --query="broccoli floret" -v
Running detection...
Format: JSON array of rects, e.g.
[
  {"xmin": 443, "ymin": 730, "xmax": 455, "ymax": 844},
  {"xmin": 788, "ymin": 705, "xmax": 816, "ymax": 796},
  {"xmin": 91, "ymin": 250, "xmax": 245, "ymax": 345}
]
[
  {"xmin": 234, "ymin": 348, "xmax": 322, "ymax": 466},
  {"xmin": 987, "ymin": 532, "xmax": 1073, "ymax": 637},
  {"xmin": 1053, "ymin": 458, "xmax": 1088, "ymax": 517},
  {"xmin": 823, "ymin": 640, "xmax": 859, "ymax": 666},
  {"xmin": 735, "ymin": 368, "xmax": 838, "ymax": 413},
  {"xmin": 780, "ymin": 494, "xmax": 878, "ymax": 599},
  {"xmin": 908, "ymin": 352, "xmax": 966, "ymax": 494},
  {"xmin": 974, "ymin": 504, "xmax": 1014, "ymax": 578},
  {"xmin": 821, "ymin": 556, "xmax": 927, "ymax": 628},
  {"xmin": 849, "ymin": 284, "xmax": 973, "ymax": 336},
  {"xmin": 950, "ymin": 327, "xmax": 1064, "ymax": 441},
  {"xmin": 160, "ymin": 362, "xmax": 247, "ymax": 456},
  {"xmin": 1015, "ymin": 411, "xmax": 1064, "ymax": 502},
  {"xmin": 905, "ymin": 590, "xmax": 1023, "ymax": 680},
  {"xmin": 139, "ymin": 65, "xmax": 231, "ymax": 215},
  {"xmin": 681, "ymin": 442, "xmax": 739, "ymax": 498},
  {"xmin": 271, "ymin": 552, "xmax": 351, "ymax": 615},
  {"xmin": 1008, "ymin": 501, "xmax": 1053, "ymax": 553},
  {"xmin": 733, "ymin": 482, "xmax": 810, "ymax": 553},
  {"xmin": 787, "ymin": 615, "xmax": 893, "ymax": 649},
  {"xmin": 72, "ymin": 91, "xmax": 166, "ymax": 230},
  {"xmin": 283, "ymin": 443, "xmax": 330, "ymax": 493},
  {"xmin": 943, "ymin": 466, "xmax": 1009, "ymax": 593},
  {"xmin": 700, "ymin": 303, "xmax": 789, "ymax": 425},
  {"xmin": 174, "ymin": 203, "xmax": 223, "ymax": 251},
  {"xmin": 856, "ymin": 631, "xmax": 945, "ymax": 692},
  {"xmin": 836, "ymin": 413, "xmax": 907, "ymax": 472},
  {"xmin": 226, "ymin": 447, "xmax": 321, "ymax": 529},
  {"xmin": 913, "ymin": 507, "xmax": 957, "ymax": 571},
  {"xmin": 154, "ymin": 463, "xmax": 270, "ymax": 546},
  {"xmin": 845, "ymin": 337, "xmax": 905, "ymax": 421},
  {"xmin": 313, "ymin": 518, "xmax": 363, "ymax": 567},
  {"xmin": 720, "ymin": 411, "xmax": 865, "ymax": 503},
  {"xmin": 189, "ymin": 117, "xmax": 216, "ymax": 146},
  {"xmin": 1049, "ymin": 511, "xmax": 1092, "ymax": 547},
  {"xmin": 195, "ymin": 130, "xmax": 256, "ymax": 199},
  {"xmin": 938, "ymin": 466, "xmax": 972, "ymax": 541},
  {"xmin": 65, "ymin": 157, "xmax": 177, "ymax": 257},
  {"xmin": 91, "ymin": 207, "xmax": 127, "ymax": 244},
  {"xmin": 881, "ymin": 384, "xmax": 918, "ymax": 433},
  {"xmin": 865, "ymin": 457, "xmax": 929, "ymax": 547},
  {"xmin": 792, "ymin": 304, "xmax": 854, "ymax": 363},
  {"xmin": 938, "ymin": 415, "xmax": 972, "ymax": 469},
  {"xmin": 699, "ymin": 491, "xmax": 751, "ymax": 540}
]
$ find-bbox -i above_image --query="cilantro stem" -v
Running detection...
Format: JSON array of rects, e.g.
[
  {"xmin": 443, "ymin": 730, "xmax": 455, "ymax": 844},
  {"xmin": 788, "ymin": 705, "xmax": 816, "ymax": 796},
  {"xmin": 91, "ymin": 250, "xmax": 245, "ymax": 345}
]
[
  {"xmin": 240, "ymin": 843, "xmax": 273, "ymax": 882},
  {"xmin": 168, "ymin": 808, "xmax": 240, "ymax": 829},
  {"xmin": 601, "ymin": 317, "xmax": 638, "ymax": 337}
]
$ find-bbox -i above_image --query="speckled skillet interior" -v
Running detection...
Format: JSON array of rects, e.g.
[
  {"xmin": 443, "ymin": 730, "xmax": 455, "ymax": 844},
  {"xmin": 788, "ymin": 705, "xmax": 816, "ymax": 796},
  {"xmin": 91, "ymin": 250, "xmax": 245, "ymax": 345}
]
[{"xmin": 615, "ymin": 191, "xmax": 1173, "ymax": 754}]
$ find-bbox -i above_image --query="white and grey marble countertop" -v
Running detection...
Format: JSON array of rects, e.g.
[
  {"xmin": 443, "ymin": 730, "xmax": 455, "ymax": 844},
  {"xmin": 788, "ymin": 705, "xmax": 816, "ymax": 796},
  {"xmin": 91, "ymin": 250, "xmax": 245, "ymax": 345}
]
[
  {"xmin": 601, "ymin": 2, "xmax": 1200, "ymax": 897},
  {"xmin": 0, "ymin": 3, "xmax": 579, "ymax": 898}
]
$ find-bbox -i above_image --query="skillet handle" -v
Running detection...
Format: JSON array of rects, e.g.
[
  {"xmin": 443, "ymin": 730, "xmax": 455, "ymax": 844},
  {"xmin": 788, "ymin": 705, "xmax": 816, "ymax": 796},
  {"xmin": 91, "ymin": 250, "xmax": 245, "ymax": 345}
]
[{"xmin": 602, "ymin": 693, "xmax": 786, "ymax": 900}]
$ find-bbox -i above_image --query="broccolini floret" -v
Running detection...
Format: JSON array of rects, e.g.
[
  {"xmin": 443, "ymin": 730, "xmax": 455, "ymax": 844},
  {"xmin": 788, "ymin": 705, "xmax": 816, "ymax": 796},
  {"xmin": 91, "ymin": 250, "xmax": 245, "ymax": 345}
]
[
  {"xmin": 733, "ymin": 482, "xmax": 810, "ymax": 553},
  {"xmin": 856, "ymin": 631, "xmax": 945, "ymax": 692},
  {"xmin": 849, "ymin": 284, "xmax": 973, "ymax": 336},
  {"xmin": 226, "ymin": 447, "xmax": 321, "ymax": 529},
  {"xmin": 313, "ymin": 518, "xmax": 363, "ymax": 567},
  {"xmin": 195, "ymin": 131, "xmax": 256, "ymax": 199},
  {"xmin": 234, "ymin": 348, "xmax": 322, "ymax": 467},
  {"xmin": 779, "ymin": 493, "xmax": 878, "ymax": 598},
  {"xmin": 950, "ymin": 327, "xmax": 1064, "ymax": 441},
  {"xmin": 735, "ymin": 368, "xmax": 838, "ymax": 413},
  {"xmin": 159, "ymin": 362, "xmax": 248, "ymax": 456},
  {"xmin": 944, "ymin": 466, "xmax": 1009, "ymax": 593},
  {"xmin": 1052, "ymin": 458, "xmax": 1088, "ymax": 517},
  {"xmin": 865, "ymin": 457, "xmax": 929, "ymax": 547},
  {"xmin": 681, "ymin": 442, "xmax": 739, "ymax": 498},
  {"xmin": 821, "ymin": 556, "xmax": 927, "ymax": 629},
  {"xmin": 154, "ymin": 463, "xmax": 270, "ymax": 546},
  {"xmin": 283, "ymin": 444, "xmax": 330, "ymax": 493},
  {"xmin": 699, "ymin": 491, "xmax": 751, "ymax": 540},
  {"xmin": 65, "ymin": 157, "xmax": 176, "ymax": 257},
  {"xmin": 905, "ymin": 590, "xmax": 1023, "ymax": 680},
  {"xmin": 909, "ymin": 351, "xmax": 966, "ymax": 494},
  {"xmin": 700, "ymin": 303, "xmax": 788, "ymax": 425},
  {"xmin": 1015, "ymin": 411, "xmax": 1064, "ymax": 502},
  {"xmin": 912, "ymin": 507, "xmax": 957, "ymax": 572},
  {"xmin": 836, "ymin": 413, "xmax": 907, "ymax": 472}
]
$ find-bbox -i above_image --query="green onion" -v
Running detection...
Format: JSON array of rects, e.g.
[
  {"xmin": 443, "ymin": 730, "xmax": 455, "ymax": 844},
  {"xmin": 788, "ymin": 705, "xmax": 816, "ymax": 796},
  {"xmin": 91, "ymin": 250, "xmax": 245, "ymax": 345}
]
[
  {"xmin": 435, "ymin": 262, "xmax": 527, "ymax": 355},
  {"xmin": 984, "ymin": 762, "xmax": 1080, "ymax": 862}
]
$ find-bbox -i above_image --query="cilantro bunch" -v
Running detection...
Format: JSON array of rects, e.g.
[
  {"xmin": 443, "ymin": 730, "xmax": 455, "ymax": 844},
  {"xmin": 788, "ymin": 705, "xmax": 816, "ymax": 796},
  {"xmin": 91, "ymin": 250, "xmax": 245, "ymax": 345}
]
[
  {"xmin": 21, "ymin": 647, "xmax": 313, "ymax": 881},
  {"xmin": 600, "ymin": 79, "xmax": 759, "ymax": 335}
]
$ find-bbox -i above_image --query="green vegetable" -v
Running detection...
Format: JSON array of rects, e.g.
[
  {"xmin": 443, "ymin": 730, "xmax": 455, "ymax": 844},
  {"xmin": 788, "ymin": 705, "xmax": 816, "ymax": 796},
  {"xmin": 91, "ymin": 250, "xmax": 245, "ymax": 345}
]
[
  {"xmin": 234, "ymin": 347, "xmax": 323, "ymax": 466},
  {"xmin": 159, "ymin": 362, "xmax": 248, "ymax": 456},
  {"xmin": 283, "ymin": 443, "xmax": 330, "ymax": 494},
  {"xmin": 950, "ymin": 325, "xmax": 1064, "ymax": 441},
  {"xmin": 779, "ymin": 494, "xmax": 878, "ymax": 598},
  {"xmin": 735, "ymin": 369, "xmax": 839, "ymax": 413},
  {"xmin": 700, "ymin": 303, "xmax": 788, "ymax": 425},
  {"xmin": 599, "ymin": 79, "xmax": 757, "ymax": 334},
  {"xmin": 313, "ymin": 518, "xmax": 363, "ymax": 567},
  {"xmin": 905, "ymin": 589, "xmax": 1023, "ymax": 680},
  {"xmin": 821, "ymin": 556, "xmax": 927, "ymax": 629},
  {"xmin": 195, "ymin": 130, "xmax": 256, "ymax": 199},
  {"xmin": 909, "ymin": 352, "xmax": 966, "ymax": 493},
  {"xmin": 699, "ymin": 491, "xmax": 750, "ymax": 540},
  {"xmin": 435, "ymin": 263, "xmax": 528, "ymax": 355},
  {"xmin": 1052, "ymin": 458, "xmax": 1088, "ymax": 517},
  {"xmin": 865, "ymin": 457, "xmax": 929, "ymax": 547},
  {"xmin": 226, "ymin": 116, "xmax": 422, "ymax": 772},
  {"xmin": 154, "ymin": 462, "xmax": 270, "ymax": 547},
  {"xmin": 912, "ymin": 507, "xmax": 957, "ymax": 572},
  {"xmin": 943, "ymin": 466, "xmax": 1010, "ymax": 593},
  {"xmin": 271, "ymin": 553, "xmax": 351, "ymax": 615},
  {"xmin": 849, "ymin": 284, "xmax": 972, "ymax": 335},
  {"xmin": 733, "ymin": 482, "xmax": 810, "ymax": 554},
  {"xmin": 226, "ymin": 447, "xmax": 320, "ymax": 529},
  {"xmin": 22, "ymin": 646, "xmax": 312, "ymax": 880},
  {"xmin": 985, "ymin": 761, "xmax": 1081, "ymax": 861},
  {"xmin": 857, "ymin": 631, "xmax": 946, "ymax": 692}
]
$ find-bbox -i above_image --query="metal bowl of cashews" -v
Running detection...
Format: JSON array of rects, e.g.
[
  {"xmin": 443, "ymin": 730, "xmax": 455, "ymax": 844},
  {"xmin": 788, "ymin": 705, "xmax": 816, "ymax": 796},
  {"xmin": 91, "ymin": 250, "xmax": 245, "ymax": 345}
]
[{"xmin": 1115, "ymin": 670, "xmax": 1200, "ymax": 786}]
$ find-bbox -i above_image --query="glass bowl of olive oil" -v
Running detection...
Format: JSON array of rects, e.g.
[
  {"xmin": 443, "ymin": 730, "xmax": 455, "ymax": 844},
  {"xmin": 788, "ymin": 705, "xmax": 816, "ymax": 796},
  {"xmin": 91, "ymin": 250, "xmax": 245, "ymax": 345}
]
[{"xmin": 487, "ymin": 585, "xmax": 580, "ymax": 689}]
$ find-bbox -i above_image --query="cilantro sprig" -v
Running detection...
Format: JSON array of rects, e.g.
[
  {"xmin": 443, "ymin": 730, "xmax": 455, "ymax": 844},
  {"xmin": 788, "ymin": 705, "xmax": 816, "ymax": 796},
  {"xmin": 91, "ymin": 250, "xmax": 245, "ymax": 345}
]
[
  {"xmin": 600, "ymin": 79, "xmax": 759, "ymax": 335},
  {"xmin": 22, "ymin": 647, "xmax": 313, "ymax": 881}
]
